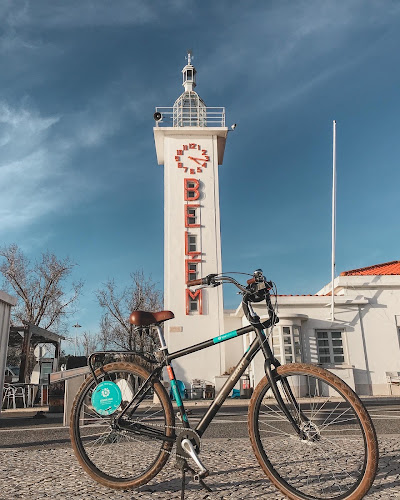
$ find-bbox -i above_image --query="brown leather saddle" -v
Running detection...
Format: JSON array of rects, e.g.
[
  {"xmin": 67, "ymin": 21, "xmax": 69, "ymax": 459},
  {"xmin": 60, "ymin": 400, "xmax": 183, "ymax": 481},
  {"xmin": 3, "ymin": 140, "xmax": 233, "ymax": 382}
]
[{"xmin": 129, "ymin": 310, "xmax": 174, "ymax": 327}]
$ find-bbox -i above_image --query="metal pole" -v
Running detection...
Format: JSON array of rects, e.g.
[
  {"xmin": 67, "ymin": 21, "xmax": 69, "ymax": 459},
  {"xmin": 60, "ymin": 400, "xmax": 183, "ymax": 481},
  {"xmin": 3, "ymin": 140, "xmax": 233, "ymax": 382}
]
[
  {"xmin": 72, "ymin": 323, "xmax": 81, "ymax": 357},
  {"xmin": 331, "ymin": 120, "xmax": 337, "ymax": 321}
]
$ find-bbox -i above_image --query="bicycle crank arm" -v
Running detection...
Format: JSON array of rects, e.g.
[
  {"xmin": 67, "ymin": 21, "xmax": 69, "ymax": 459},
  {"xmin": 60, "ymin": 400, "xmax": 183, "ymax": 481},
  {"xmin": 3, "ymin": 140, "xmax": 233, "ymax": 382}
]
[{"xmin": 181, "ymin": 438, "xmax": 209, "ymax": 480}]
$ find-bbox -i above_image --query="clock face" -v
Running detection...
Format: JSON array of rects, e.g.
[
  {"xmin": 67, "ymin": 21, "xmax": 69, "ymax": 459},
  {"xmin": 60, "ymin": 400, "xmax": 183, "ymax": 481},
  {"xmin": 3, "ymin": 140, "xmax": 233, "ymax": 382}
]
[{"xmin": 175, "ymin": 143, "xmax": 210, "ymax": 174}]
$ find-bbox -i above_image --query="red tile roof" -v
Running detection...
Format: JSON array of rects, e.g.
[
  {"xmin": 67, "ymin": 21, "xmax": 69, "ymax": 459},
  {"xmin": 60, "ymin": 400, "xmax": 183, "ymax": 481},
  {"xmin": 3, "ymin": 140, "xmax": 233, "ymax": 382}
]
[{"xmin": 340, "ymin": 261, "xmax": 400, "ymax": 276}]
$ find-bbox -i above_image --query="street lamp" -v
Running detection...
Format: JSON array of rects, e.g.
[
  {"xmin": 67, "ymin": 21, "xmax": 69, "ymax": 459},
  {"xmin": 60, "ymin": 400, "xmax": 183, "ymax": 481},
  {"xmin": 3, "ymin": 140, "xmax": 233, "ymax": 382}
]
[{"xmin": 72, "ymin": 323, "xmax": 82, "ymax": 357}]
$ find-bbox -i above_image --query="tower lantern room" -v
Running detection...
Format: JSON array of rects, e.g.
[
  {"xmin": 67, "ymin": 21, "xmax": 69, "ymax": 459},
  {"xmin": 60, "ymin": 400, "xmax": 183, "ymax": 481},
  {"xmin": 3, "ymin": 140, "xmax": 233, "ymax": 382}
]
[{"xmin": 174, "ymin": 52, "xmax": 206, "ymax": 127}]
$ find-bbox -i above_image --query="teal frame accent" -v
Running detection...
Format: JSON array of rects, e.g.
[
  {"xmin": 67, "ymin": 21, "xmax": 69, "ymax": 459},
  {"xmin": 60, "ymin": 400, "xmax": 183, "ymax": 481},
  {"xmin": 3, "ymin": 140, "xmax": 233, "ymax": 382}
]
[
  {"xmin": 213, "ymin": 330, "xmax": 237, "ymax": 344},
  {"xmin": 170, "ymin": 379, "xmax": 183, "ymax": 407}
]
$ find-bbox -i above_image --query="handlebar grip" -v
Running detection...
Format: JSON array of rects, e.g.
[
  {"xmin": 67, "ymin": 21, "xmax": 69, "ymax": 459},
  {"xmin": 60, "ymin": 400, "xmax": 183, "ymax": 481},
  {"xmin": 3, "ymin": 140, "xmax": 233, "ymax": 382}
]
[
  {"xmin": 187, "ymin": 278, "xmax": 204, "ymax": 286},
  {"xmin": 247, "ymin": 277, "xmax": 256, "ymax": 285}
]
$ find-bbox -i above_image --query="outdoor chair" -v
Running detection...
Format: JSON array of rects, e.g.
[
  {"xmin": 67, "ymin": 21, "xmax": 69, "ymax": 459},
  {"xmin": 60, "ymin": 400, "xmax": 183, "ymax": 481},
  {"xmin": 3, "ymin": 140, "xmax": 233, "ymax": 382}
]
[
  {"xmin": 170, "ymin": 380, "xmax": 187, "ymax": 400},
  {"xmin": 2, "ymin": 383, "xmax": 26, "ymax": 409},
  {"xmin": 386, "ymin": 371, "xmax": 400, "ymax": 395}
]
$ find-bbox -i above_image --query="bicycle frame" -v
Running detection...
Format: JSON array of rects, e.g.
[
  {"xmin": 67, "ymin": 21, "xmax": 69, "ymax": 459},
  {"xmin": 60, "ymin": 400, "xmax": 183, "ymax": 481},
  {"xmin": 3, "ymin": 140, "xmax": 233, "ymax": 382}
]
[
  {"xmin": 88, "ymin": 318, "xmax": 304, "ymax": 440},
  {"xmin": 166, "ymin": 322, "xmax": 265, "ymax": 437}
]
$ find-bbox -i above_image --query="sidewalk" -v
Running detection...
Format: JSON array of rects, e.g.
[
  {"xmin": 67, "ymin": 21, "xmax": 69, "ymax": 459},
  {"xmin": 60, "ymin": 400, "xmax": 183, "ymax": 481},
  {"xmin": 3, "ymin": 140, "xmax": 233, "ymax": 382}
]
[{"xmin": 0, "ymin": 435, "xmax": 398, "ymax": 499}]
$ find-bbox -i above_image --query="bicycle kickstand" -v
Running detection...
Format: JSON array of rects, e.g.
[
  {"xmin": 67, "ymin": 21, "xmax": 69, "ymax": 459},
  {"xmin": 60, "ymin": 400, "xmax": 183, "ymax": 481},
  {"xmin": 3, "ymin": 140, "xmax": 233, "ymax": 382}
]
[
  {"xmin": 177, "ymin": 459, "xmax": 212, "ymax": 499},
  {"xmin": 181, "ymin": 464, "xmax": 212, "ymax": 499}
]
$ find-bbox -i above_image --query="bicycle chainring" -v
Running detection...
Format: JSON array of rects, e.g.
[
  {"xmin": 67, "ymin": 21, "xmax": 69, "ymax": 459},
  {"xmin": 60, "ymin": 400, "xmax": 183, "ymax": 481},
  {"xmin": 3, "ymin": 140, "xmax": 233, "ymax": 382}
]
[{"xmin": 176, "ymin": 428, "xmax": 201, "ymax": 458}]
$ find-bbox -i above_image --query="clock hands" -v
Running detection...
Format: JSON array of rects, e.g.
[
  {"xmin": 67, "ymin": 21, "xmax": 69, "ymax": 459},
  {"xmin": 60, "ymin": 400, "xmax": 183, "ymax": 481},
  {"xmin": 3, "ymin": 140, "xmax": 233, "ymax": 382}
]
[{"xmin": 188, "ymin": 156, "xmax": 208, "ymax": 166}]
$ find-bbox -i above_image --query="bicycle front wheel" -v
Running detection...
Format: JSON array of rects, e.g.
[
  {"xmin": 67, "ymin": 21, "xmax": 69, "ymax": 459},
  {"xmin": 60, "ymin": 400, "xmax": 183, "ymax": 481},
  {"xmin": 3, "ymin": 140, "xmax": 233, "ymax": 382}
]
[
  {"xmin": 248, "ymin": 363, "xmax": 378, "ymax": 500},
  {"xmin": 70, "ymin": 361, "xmax": 175, "ymax": 489}
]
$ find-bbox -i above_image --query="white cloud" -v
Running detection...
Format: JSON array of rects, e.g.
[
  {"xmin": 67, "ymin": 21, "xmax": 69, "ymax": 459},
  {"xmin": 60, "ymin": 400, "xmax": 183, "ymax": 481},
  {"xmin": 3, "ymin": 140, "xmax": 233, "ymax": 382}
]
[{"xmin": 0, "ymin": 100, "xmax": 124, "ymax": 236}]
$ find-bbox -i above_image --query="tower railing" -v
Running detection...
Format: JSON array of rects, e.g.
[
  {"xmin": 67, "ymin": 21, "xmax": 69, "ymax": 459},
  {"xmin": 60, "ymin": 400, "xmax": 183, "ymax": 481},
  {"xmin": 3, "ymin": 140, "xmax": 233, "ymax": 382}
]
[{"xmin": 154, "ymin": 107, "xmax": 226, "ymax": 128}]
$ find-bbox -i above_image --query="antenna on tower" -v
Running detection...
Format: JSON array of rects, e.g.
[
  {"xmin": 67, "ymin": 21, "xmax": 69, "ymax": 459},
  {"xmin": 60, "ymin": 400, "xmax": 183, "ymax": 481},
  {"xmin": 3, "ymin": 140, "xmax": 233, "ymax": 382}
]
[{"xmin": 186, "ymin": 49, "xmax": 193, "ymax": 65}]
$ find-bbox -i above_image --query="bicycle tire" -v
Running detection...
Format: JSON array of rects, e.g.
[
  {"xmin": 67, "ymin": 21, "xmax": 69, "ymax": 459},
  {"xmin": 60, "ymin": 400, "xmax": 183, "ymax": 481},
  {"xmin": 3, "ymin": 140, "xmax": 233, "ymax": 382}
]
[
  {"xmin": 248, "ymin": 363, "xmax": 378, "ymax": 500},
  {"xmin": 70, "ymin": 361, "xmax": 175, "ymax": 489}
]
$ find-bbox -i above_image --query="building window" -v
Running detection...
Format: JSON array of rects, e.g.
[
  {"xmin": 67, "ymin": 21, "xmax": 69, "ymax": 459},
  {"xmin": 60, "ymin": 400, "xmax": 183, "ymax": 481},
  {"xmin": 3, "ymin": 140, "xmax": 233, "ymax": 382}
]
[
  {"xmin": 188, "ymin": 262, "xmax": 197, "ymax": 279},
  {"xmin": 185, "ymin": 258, "xmax": 201, "ymax": 283},
  {"xmin": 184, "ymin": 179, "xmax": 200, "ymax": 201},
  {"xmin": 188, "ymin": 234, "xmax": 197, "ymax": 252},
  {"xmin": 272, "ymin": 326, "xmax": 302, "ymax": 364},
  {"xmin": 316, "ymin": 331, "xmax": 344, "ymax": 364},
  {"xmin": 187, "ymin": 207, "xmax": 196, "ymax": 224},
  {"xmin": 185, "ymin": 204, "xmax": 200, "ymax": 227},
  {"xmin": 185, "ymin": 232, "xmax": 201, "ymax": 256},
  {"xmin": 189, "ymin": 296, "xmax": 198, "ymax": 312}
]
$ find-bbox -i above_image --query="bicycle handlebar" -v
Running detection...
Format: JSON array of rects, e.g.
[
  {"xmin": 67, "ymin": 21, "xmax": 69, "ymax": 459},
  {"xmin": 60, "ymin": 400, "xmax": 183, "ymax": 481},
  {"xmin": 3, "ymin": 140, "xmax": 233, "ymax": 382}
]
[
  {"xmin": 187, "ymin": 270, "xmax": 279, "ymax": 327},
  {"xmin": 187, "ymin": 271, "xmax": 273, "ymax": 296},
  {"xmin": 187, "ymin": 278, "xmax": 205, "ymax": 286}
]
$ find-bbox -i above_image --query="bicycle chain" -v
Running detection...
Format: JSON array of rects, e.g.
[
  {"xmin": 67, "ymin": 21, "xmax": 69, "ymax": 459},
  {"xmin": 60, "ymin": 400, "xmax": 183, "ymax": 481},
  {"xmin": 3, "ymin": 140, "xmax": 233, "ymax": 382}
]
[{"xmin": 121, "ymin": 416, "xmax": 202, "ymax": 462}]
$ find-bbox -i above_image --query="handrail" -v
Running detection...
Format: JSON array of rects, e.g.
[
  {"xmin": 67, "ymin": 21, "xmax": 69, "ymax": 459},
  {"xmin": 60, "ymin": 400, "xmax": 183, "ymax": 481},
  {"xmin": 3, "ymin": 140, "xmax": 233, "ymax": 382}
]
[{"xmin": 154, "ymin": 107, "xmax": 225, "ymax": 127}]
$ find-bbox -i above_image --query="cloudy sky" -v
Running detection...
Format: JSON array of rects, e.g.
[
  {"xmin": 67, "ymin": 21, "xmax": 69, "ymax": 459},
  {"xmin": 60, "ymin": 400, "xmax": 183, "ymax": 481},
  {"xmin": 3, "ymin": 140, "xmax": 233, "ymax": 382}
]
[{"xmin": 1, "ymin": 1, "xmax": 400, "ymax": 342}]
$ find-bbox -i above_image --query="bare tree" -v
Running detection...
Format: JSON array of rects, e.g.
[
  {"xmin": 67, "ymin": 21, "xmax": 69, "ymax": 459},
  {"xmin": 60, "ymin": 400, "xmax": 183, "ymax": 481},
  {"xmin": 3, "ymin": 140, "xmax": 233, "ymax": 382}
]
[
  {"xmin": 96, "ymin": 270, "xmax": 163, "ymax": 352},
  {"xmin": 0, "ymin": 243, "xmax": 83, "ymax": 334},
  {"xmin": 76, "ymin": 331, "xmax": 101, "ymax": 358}
]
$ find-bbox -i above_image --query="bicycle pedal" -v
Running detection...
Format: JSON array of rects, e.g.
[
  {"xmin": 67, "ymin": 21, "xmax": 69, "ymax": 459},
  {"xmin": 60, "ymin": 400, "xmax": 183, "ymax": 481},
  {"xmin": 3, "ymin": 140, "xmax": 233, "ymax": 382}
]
[{"xmin": 193, "ymin": 470, "xmax": 209, "ymax": 482}]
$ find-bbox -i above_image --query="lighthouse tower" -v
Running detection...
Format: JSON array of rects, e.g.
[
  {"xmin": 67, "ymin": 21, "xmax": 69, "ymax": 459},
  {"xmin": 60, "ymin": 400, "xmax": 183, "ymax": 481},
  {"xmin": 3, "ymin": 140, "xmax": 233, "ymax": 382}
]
[{"xmin": 154, "ymin": 53, "xmax": 229, "ymax": 385}]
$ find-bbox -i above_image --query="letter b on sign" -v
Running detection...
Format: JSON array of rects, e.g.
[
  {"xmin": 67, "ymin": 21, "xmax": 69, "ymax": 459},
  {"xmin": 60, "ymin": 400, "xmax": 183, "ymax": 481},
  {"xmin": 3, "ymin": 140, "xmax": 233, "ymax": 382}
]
[{"xmin": 184, "ymin": 179, "xmax": 200, "ymax": 201}]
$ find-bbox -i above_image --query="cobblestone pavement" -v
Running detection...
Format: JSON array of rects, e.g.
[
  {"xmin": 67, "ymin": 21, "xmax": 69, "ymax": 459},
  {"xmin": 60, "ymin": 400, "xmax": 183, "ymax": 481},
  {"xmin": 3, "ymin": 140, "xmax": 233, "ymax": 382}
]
[{"xmin": 0, "ymin": 436, "xmax": 398, "ymax": 500}]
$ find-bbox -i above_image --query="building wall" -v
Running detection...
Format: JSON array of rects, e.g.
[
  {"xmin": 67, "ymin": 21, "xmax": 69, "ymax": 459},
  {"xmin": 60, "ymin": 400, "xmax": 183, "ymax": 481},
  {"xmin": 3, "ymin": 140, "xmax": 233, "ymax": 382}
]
[
  {"xmin": 338, "ymin": 277, "xmax": 400, "ymax": 395},
  {"xmin": 222, "ymin": 276, "xmax": 400, "ymax": 396},
  {"xmin": 163, "ymin": 133, "xmax": 225, "ymax": 386}
]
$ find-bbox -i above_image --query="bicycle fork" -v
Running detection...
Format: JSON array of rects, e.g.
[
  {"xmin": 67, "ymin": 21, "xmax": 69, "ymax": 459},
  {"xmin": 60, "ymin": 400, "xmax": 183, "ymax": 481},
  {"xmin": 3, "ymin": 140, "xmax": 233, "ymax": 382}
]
[{"xmin": 255, "ymin": 325, "xmax": 306, "ymax": 437}]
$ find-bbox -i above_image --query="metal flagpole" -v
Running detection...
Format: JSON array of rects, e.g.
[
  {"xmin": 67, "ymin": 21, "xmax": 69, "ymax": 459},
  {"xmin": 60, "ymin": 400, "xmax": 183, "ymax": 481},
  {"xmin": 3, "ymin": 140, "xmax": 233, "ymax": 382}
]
[{"xmin": 331, "ymin": 120, "xmax": 337, "ymax": 321}]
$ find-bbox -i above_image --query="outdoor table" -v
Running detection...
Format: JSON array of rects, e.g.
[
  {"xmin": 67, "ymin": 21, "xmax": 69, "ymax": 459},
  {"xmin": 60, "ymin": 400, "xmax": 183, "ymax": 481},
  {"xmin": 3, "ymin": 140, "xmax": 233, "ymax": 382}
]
[{"xmin": 12, "ymin": 383, "xmax": 48, "ymax": 407}]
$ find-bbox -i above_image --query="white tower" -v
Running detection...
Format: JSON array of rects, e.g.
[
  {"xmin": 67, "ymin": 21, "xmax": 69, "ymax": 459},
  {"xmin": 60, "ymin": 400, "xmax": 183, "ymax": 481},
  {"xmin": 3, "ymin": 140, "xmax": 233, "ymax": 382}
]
[{"xmin": 154, "ymin": 53, "xmax": 229, "ymax": 385}]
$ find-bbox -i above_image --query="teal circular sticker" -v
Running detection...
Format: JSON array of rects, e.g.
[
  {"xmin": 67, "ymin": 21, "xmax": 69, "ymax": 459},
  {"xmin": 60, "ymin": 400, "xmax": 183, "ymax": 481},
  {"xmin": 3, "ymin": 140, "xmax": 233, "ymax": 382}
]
[{"xmin": 91, "ymin": 381, "xmax": 122, "ymax": 416}]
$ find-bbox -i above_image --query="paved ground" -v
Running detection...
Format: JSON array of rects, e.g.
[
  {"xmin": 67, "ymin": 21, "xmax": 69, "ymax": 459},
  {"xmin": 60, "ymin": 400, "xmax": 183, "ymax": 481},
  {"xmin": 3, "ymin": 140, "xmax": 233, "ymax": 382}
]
[
  {"xmin": 0, "ymin": 436, "xmax": 399, "ymax": 499},
  {"xmin": 0, "ymin": 400, "xmax": 399, "ymax": 499}
]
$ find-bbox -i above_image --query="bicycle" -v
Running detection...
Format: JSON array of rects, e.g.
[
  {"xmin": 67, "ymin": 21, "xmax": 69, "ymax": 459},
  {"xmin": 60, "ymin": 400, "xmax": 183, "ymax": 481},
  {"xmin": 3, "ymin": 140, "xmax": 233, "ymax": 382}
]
[{"xmin": 70, "ymin": 269, "xmax": 379, "ymax": 500}]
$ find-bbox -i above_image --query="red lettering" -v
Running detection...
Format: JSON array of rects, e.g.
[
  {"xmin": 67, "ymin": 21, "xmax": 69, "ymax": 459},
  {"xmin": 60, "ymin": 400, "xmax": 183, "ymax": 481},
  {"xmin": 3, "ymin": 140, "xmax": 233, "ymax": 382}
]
[
  {"xmin": 186, "ymin": 288, "xmax": 203, "ymax": 315},
  {"xmin": 185, "ymin": 258, "xmax": 202, "ymax": 283},
  {"xmin": 185, "ymin": 204, "xmax": 200, "ymax": 227},
  {"xmin": 184, "ymin": 178, "xmax": 200, "ymax": 201}
]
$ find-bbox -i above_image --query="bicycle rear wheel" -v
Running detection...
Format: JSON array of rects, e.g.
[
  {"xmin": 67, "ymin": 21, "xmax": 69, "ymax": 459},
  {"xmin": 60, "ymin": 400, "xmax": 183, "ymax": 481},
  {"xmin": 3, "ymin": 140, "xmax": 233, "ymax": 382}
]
[
  {"xmin": 70, "ymin": 361, "xmax": 174, "ymax": 489},
  {"xmin": 248, "ymin": 363, "xmax": 378, "ymax": 500}
]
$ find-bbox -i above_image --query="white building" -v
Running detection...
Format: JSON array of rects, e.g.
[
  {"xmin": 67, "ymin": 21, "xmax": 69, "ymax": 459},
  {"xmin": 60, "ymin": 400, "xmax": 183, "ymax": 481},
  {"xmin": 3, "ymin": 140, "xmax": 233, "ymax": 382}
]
[
  {"xmin": 223, "ymin": 260, "xmax": 400, "ymax": 396},
  {"xmin": 154, "ymin": 56, "xmax": 400, "ymax": 397}
]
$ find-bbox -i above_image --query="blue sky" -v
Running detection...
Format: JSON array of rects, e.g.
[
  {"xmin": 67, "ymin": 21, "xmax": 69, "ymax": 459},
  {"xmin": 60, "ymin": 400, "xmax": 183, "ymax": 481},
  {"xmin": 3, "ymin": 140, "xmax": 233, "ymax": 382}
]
[{"xmin": 1, "ymin": 1, "xmax": 400, "ymax": 342}]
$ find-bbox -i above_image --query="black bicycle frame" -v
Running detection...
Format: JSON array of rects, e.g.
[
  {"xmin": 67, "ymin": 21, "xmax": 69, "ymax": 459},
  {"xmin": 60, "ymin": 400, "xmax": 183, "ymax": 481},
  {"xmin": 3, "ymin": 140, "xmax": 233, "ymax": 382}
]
[
  {"xmin": 88, "ymin": 320, "xmax": 304, "ymax": 439},
  {"xmin": 166, "ymin": 323, "xmax": 263, "ymax": 437}
]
